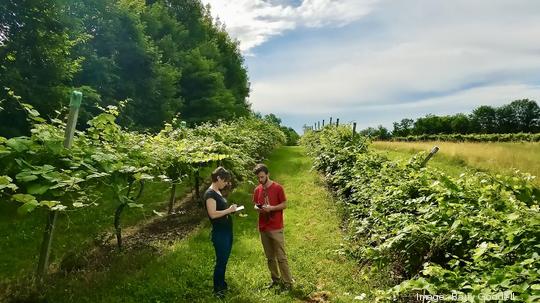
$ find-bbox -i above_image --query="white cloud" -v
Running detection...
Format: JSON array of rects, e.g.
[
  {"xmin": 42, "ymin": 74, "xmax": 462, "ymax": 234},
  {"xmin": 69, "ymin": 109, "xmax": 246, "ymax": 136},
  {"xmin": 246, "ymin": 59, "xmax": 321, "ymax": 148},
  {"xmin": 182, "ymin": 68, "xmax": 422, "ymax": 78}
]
[
  {"xmin": 365, "ymin": 84, "xmax": 540, "ymax": 114},
  {"xmin": 296, "ymin": 0, "xmax": 377, "ymax": 27},
  {"xmin": 201, "ymin": 0, "xmax": 378, "ymax": 51},
  {"xmin": 245, "ymin": 0, "xmax": 540, "ymax": 117},
  {"xmin": 281, "ymin": 83, "xmax": 540, "ymax": 132},
  {"xmin": 250, "ymin": 39, "xmax": 540, "ymax": 114},
  {"xmin": 203, "ymin": 1, "xmax": 540, "ymax": 131},
  {"xmin": 349, "ymin": 83, "xmax": 540, "ymax": 130}
]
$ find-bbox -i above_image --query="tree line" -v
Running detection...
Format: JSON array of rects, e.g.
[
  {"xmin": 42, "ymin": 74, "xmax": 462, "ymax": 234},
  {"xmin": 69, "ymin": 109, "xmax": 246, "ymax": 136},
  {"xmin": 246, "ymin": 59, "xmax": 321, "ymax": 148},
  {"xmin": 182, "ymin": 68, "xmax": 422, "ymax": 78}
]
[
  {"xmin": 0, "ymin": 0, "xmax": 251, "ymax": 137},
  {"xmin": 360, "ymin": 99, "xmax": 540, "ymax": 139},
  {"xmin": 261, "ymin": 113, "xmax": 300, "ymax": 146}
]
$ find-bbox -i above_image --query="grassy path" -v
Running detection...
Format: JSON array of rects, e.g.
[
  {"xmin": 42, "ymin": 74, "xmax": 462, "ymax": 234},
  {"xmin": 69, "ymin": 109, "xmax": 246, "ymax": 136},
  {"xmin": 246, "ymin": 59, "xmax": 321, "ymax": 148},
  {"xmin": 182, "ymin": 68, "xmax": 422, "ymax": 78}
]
[{"xmin": 36, "ymin": 146, "xmax": 370, "ymax": 302}]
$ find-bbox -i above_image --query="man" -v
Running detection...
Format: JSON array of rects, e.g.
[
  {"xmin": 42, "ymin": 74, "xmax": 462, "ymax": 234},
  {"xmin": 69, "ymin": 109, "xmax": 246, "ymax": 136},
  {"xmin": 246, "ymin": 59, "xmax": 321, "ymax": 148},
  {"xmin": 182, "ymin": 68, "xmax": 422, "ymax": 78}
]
[{"xmin": 252, "ymin": 163, "xmax": 293, "ymax": 290}]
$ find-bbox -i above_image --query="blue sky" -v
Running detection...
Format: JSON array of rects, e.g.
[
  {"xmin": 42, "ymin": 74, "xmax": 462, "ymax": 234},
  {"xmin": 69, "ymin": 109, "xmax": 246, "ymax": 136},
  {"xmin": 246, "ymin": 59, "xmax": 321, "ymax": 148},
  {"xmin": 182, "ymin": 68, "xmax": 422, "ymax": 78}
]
[{"xmin": 202, "ymin": 0, "xmax": 540, "ymax": 133}]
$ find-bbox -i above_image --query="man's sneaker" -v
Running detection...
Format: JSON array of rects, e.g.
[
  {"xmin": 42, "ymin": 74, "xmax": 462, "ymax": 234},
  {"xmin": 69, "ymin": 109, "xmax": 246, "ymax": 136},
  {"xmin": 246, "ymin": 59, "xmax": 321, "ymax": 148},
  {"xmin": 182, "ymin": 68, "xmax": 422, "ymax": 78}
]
[
  {"xmin": 281, "ymin": 283, "xmax": 293, "ymax": 291},
  {"xmin": 264, "ymin": 280, "xmax": 281, "ymax": 289}
]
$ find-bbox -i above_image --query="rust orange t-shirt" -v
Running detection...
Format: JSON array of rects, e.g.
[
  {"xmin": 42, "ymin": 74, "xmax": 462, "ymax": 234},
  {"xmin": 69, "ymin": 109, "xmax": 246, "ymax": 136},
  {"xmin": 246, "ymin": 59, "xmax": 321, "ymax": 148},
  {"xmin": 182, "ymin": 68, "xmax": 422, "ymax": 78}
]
[{"xmin": 252, "ymin": 182, "xmax": 287, "ymax": 232}]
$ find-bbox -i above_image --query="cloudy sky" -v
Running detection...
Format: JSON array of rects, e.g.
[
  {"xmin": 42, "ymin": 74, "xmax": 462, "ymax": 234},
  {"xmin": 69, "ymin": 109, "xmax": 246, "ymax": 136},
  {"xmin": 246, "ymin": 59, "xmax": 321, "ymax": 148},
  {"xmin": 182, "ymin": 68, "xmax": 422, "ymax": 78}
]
[{"xmin": 201, "ymin": 0, "xmax": 540, "ymax": 133}]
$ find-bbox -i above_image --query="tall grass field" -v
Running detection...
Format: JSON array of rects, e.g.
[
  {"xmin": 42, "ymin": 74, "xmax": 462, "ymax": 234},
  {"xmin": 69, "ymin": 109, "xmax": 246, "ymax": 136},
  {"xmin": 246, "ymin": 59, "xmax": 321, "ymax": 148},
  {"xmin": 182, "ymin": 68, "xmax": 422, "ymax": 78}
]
[{"xmin": 372, "ymin": 141, "xmax": 540, "ymax": 184}]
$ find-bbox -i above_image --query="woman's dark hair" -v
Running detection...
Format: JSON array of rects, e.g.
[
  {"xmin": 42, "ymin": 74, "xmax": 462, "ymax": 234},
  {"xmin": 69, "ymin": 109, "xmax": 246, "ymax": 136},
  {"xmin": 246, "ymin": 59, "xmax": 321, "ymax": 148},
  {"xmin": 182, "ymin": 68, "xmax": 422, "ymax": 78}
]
[
  {"xmin": 211, "ymin": 166, "xmax": 231, "ymax": 182},
  {"xmin": 253, "ymin": 163, "xmax": 269, "ymax": 175}
]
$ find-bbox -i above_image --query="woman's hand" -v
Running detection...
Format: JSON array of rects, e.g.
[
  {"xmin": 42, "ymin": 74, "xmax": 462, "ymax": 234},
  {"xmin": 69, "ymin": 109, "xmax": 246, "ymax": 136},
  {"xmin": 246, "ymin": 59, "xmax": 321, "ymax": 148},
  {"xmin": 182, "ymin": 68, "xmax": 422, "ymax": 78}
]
[{"xmin": 228, "ymin": 204, "xmax": 238, "ymax": 213}]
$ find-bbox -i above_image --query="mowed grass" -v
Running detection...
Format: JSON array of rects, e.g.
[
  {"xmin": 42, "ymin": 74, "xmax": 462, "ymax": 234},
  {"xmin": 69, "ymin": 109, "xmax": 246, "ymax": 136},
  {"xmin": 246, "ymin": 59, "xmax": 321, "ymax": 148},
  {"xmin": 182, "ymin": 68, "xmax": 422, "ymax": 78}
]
[
  {"xmin": 372, "ymin": 141, "xmax": 540, "ymax": 184},
  {"xmin": 30, "ymin": 146, "xmax": 372, "ymax": 302}
]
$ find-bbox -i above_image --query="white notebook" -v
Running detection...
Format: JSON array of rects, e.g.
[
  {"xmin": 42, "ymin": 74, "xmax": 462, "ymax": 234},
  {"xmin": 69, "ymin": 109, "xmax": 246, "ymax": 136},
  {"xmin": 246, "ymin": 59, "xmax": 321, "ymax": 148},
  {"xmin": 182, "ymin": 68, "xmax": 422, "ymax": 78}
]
[{"xmin": 235, "ymin": 205, "xmax": 245, "ymax": 212}]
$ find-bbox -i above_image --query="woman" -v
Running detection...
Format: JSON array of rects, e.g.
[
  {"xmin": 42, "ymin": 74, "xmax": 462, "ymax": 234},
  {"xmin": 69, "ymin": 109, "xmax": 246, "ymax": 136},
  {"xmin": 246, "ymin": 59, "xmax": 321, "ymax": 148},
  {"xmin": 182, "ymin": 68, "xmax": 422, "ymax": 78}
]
[{"xmin": 204, "ymin": 167, "xmax": 237, "ymax": 297}]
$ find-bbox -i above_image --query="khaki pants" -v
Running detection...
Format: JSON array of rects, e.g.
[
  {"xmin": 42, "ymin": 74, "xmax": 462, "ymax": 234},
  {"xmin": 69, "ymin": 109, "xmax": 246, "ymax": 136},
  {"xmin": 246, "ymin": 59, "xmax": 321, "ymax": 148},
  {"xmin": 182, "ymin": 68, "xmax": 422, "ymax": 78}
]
[{"xmin": 260, "ymin": 229, "xmax": 292, "ymax": 285}]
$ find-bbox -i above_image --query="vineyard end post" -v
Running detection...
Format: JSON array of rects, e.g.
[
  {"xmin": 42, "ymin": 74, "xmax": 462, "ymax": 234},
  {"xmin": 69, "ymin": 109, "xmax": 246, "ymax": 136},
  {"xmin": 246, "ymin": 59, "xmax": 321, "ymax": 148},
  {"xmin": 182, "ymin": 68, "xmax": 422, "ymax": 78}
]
[
  {"xmin": 421, "ymin": 146, "xmax": 440, "ymax": 167},
  {"xmin": 37, "ymin": 90, "xmax": 82, "ymax": 282}
]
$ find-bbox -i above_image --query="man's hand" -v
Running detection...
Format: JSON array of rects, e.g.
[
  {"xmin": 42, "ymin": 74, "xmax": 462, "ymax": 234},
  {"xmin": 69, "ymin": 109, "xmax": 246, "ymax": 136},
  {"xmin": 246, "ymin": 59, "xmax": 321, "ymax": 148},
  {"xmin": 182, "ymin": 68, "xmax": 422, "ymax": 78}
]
[
  {"xmin": 262, "ymin": 205, "xmax": 272, "ymax": 213},
  {"xmin": 254, "ymin": 204, "xmax": 267, "ymax": 213}
]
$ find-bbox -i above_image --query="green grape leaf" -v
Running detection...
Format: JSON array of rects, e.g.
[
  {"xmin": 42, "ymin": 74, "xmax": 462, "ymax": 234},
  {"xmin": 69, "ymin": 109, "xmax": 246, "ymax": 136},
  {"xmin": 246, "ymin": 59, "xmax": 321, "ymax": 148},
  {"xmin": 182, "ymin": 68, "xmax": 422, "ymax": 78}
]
[
  {"xmin": 17, "ymin": 201, "xmax": 39, "ymax": 215},
  {"xmin": 12, "ymin": 193, "xmax": 37, "ymax": 204},
  {"xmin": 27, "ymin": 183, "xmax": 51, "ymax": 195},
  {"xmin": 6, "ymin": 138, "xmax": 31, "ymax": 152},
  {"xmin": 51, "ymin": 204, "xmax": 67, "ymax": 211},
  {"xmin": 0, "ymin": 175, "xmax": 18, "ymax": 191},
  {"xmin": 40, "ymin": 200, "xmax": 60, "ymax": 208},
  {"xmin": 15, "ymin": 171, "xmax": 38, "ymax": 182}
]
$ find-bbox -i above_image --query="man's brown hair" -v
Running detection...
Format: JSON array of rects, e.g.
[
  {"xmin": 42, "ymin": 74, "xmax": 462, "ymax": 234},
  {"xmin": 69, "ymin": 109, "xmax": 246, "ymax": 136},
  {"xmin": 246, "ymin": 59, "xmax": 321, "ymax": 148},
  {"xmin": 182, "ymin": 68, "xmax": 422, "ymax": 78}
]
[{"xmin": 253, "ymin": 163, "xmax": 269, "ymax": 175}]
